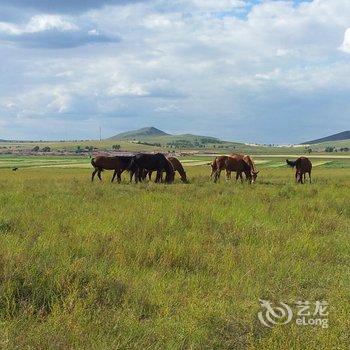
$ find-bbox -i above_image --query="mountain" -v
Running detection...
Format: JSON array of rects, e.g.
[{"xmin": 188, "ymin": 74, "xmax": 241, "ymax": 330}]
[
  {"xmin": 107, "ymin": 127, "xmax": 169, "ymax": 140},
  {"xmin": 106, "ymin": 127, "xmax": 227, "ymax": 144},
  {"xmin": 302, "ymin": 130, "xmax": 350, "ymax": 144}
]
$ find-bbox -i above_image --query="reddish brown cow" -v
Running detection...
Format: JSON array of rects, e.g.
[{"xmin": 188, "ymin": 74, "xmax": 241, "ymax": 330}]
[{"xmin": 286, "ymin": 157, "xmax": 312, "ymax": 184}]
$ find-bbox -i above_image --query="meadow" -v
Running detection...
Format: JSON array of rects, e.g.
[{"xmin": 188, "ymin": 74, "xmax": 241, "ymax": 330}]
[{"xmin": 0, "ymin": 156, "xmax": 349, "ymax": 349}]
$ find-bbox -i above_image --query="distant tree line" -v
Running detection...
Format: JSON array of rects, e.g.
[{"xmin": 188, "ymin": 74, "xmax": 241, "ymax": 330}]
[
  {"xmin": 135, "ymin": 141, "xmax": 161, "ymax": 147},
  {"xmin": 325, "ymin": 146, "xmax": 349, "ymax": 152},
  {"xmin": 166, "ymin": 137, "xmax": 223, "ymax": 149},
  {"xmin": 32, "ymin": 146, "xmax": 51, "ymax": 152}
]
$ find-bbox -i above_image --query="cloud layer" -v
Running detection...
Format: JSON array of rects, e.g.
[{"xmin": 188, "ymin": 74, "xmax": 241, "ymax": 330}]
[
  {"xmin": 0, "ymin": 0, "xmax": 349, "ymax": 143},
  {"xmin": 0, "ymin": 0, "xmax": 148, "ymax": 14}
]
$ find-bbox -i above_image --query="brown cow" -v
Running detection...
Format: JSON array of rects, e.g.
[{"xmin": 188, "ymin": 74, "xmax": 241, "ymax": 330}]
[
  {"xmin": 286, "ymin": 157, "xmax": 312, "ymax": 184},
  {"xmin": 91, "ymin": 156, "xmax": 133, "ymax": 182}
]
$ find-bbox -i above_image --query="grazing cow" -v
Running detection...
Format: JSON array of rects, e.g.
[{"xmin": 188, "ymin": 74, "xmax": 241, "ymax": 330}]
[
  {"xmin": 143, "ymin": 156, "xmax": 187, "ymax": 183},
  {"xmin": 91, "ymin": 156, "xmax": 133, "ymax": 182},
  {"xmin": 129, "ymin": 153, "xmax": 175, "ymax": 184},
  {"xmin": 12, "ymin": 167, "xmax": 18, "ymax": 171},
  {"xmin": 286, "ymin": 157, "xmax": 312, "ymax": 184},
  {"xmin": 210, "ymin": 154, "xmax": 259, "ymax": 183}
]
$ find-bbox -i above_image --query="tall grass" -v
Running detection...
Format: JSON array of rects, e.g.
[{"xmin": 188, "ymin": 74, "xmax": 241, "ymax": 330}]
[{"xmin": 0, "ymin": 166, "xmax": 349, "ymax": 349}]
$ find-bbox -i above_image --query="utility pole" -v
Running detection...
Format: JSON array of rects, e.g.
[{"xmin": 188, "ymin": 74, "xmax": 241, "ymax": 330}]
[{"xmin": 99, "ymin": 126, "xmax": 102, "ymax": 141}]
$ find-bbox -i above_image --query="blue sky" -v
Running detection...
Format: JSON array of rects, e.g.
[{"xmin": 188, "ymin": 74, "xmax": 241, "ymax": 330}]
[{"xmin": 0, "ymin": 0, "xmax": 349, "ymax": 143}]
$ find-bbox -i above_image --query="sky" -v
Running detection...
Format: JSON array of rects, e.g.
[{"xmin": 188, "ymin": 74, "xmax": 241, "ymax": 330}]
[{"xmin": 0, "ymin": 0, "xmax": 349, "ymax": 144}]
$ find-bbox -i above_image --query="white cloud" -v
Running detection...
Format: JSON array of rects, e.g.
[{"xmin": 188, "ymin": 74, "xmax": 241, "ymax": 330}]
[
  {"xmin": 108, "ymin": 82, "xmax": 149, "ymax": 97},
  {"xmin": 154, "ymin": 104, "xmax": 180, "ymax": 112},
  {"xmin": 0, "ymin": 99, "xmax": 15, "ymax": 109},
  {"xmin": 47, "ymin": 92, "xmax": 71, "ymax": 113},
  {"xmin": 142, "ymin": 14, "xmax": 173, "ymax": 28},
  {"xmin": 26, "ymin": 15, "xmax": 78, "ymax": 33},
  {"xmin": 0, "ymin": 22, "xmax": 21, "ymax": 35},
  {"xmin": 339, "ymin": 28, "xmax": 350, "ymax": 53},
  {"xmin": 190, "ymin": 0, "xmax": 246, "ymax": 11},
  {"xmin": 0, "ymin": 15, "xmax": 77, "ymax": 35}
]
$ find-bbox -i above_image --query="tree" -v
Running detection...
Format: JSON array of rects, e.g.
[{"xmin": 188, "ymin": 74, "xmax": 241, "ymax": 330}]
[
  {"xmin": 32, "ymin": 146, "xmax": 40, "ymax": 152},
  {"xmin": 42, "ymin": 146, "xmax": 51, "ymax": 152},
  {"xmin": 112, "ymin": 144, "xmax": 121, "ymax": 150}
]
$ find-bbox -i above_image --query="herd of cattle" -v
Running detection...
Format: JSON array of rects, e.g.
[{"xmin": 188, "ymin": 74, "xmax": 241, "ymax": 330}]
[{"xmin": 91, "ymin": 153, "xmax": 313, "ymax": 184}]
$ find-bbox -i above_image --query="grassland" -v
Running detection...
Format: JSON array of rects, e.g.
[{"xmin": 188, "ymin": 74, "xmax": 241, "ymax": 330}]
[
  {"xmin": 0, "ymin": 140, "xmax": 164, "ymax": 153},
  {"xmin": 0, "ymin": 156, "xmax": 349, "ymax": 349},
  {"xmin": 1, "ymin": 154, "xmax": 350, "ymax": 170},
  {"xmin": 0, "ymin": 138, "xmax": 330, "ymax": 155},
  {"xmin": 307, "ymin": 139, "xmax": 350, "ymax": 151}
]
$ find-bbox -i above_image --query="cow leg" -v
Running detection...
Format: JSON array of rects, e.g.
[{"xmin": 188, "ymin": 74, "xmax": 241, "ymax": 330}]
[
  {"xmin": 97, "ymin": 170, "xmax": 102, "ymax": 181},
  {"xmin": 309, "ymin": 171, "xmax": 312, "ymax": 183},
  {"xmin": 226, "ymin": 170, "xmax": 231, "ymax": 181}
]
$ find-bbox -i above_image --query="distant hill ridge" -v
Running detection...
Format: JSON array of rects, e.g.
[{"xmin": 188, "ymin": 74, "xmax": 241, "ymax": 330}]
[
  {"xmin": 107, "ymin": 127, "xmax": 169, "ymax": 140},
  {"xmin": 302, "ymin": 130, "xmax": 350, "ymax": 144}
]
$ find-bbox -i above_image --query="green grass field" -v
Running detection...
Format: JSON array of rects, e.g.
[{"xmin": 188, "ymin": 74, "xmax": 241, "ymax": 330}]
[
  {"xmin": 2, "ymin": 129, "xmax": 350, "ymax": 157},
  {"xmin": 0, "ymin": 157, "xmax": 349, "ymax": 349},
  {"xmin": 4, "ymin": 137, "xmax": 347, "ymax": 155},
  {"xmin": 1, "ymin": 154, "xmax": 350, "ymax": 170}
]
